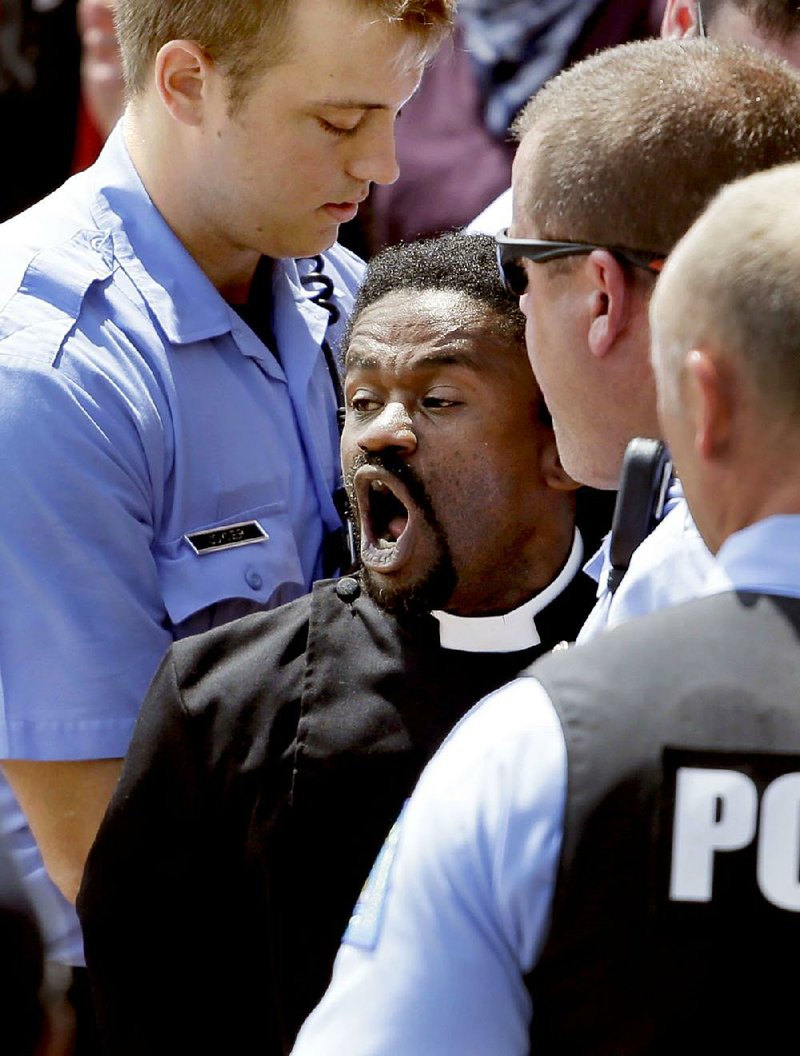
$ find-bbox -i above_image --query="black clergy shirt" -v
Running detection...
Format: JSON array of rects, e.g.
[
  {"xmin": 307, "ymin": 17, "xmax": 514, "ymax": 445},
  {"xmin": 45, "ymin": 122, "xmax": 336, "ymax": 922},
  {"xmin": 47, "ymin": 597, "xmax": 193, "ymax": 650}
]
[{"xmin": 78, "ymin": 562, "xmax": 595, "ymax": 1055}]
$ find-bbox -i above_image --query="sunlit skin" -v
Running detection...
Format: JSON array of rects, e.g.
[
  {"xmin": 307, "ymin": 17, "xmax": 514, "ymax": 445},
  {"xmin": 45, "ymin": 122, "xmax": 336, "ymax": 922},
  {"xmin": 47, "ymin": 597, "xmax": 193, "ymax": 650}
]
[
  {"xmin": 126, "ymin": 0, "xmax": 427, "ymax": 299},
  {"xmin": 510, "ymin": 149, "xmax": 623, "ymax": 488},
  {"xmin": 708, "ymin": 4, "xmax": 800, "ymax": 65},
  {"xmin": 341, "ymin": 289, "xmax": 577, "ymax": 617},
  {"xmin": 510, "ymin": 133, "xmax": 659, "ymax": 490},
  {"xmin": 514, "ymin": 249, "xmax": 647, "ymax": 490},
  {"xmin": 653, "ymin": 341, "xmax": 710, "ymax": 542}
]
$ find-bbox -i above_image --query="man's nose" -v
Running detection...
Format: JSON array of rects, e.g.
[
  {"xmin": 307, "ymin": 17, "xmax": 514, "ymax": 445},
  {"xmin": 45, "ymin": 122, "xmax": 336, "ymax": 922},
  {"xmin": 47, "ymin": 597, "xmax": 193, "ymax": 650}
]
[
  {"xmin": 346, "ymin": 120, "xmax": 400, "ymax": 187},
  {"xmin": 358, "ymin": 402, "xmax": 417, "ymax": 453}
]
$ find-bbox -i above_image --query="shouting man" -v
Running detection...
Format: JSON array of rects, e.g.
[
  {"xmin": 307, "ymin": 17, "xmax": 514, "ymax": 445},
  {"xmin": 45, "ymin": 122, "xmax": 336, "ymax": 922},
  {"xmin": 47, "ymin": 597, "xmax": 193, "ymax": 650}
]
[{"xmin": 78, "ymin": 233, "xmax": 597, "ymax": 1055}]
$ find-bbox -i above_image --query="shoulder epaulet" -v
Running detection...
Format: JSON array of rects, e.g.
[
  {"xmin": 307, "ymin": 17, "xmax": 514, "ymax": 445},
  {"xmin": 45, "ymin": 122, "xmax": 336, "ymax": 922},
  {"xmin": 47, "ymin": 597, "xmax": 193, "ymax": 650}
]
[{"xmin": 0, "ymin": 230, "xmax": 114, "ymax": 364}]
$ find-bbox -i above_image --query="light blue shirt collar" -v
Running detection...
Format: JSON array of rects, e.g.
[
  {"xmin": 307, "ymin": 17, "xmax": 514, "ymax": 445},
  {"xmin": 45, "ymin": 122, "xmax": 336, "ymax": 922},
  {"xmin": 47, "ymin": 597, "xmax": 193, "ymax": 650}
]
[
  {"xmin": 87, "ymin": 123, "xmax": 329, "ymax": 351},
  {"xmin": 583, "ymin": 474, "xmax": 685, "ymax": 597},
  {"xmin": 702, "ymin": 515, "xmax": 800, "ymax": 600}
]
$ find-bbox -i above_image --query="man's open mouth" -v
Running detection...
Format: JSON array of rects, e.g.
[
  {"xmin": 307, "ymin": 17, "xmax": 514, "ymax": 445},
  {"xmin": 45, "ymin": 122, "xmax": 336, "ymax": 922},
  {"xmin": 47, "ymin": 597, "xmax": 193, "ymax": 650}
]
[{"xmin": 353, "ymin": 466, "xmax": 418, "ymax": 572}]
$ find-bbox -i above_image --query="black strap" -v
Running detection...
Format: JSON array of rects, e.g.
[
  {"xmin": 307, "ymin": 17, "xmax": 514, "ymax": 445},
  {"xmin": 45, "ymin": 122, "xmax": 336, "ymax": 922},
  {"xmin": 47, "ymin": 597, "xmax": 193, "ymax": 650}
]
[{"xmin": 607, "ymin": 438, "xmax": 672, "ymax": 595}]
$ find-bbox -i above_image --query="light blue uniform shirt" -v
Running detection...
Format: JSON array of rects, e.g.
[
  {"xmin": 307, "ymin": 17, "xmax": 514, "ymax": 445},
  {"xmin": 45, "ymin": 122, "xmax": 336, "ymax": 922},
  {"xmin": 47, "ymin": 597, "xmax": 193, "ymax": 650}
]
[
  {"xmin": 576, "ymin": 479, "xmax": 712, "ymax": 643},
  {"xmin": 0, "ymin": 122, "xmax": 364, "ymax": 963},
  {"xmin": 293, "ymin": 515, "xmax": 800, "ymax": 1056},
  {"xmin": 602, "ymin": 495, "xmax": 715, "ymax": 633}
]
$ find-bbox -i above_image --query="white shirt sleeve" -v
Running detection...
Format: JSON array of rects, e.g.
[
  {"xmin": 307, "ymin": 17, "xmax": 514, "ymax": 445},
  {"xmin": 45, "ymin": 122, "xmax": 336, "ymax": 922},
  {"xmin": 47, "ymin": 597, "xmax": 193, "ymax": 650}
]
[
  {"xmin": 464, "ymin": 187, "xmax": 513, "ymax": 235},
  {"xmin": 291, "ymin": 678, "xmax": 567, "ymax": 1056}
]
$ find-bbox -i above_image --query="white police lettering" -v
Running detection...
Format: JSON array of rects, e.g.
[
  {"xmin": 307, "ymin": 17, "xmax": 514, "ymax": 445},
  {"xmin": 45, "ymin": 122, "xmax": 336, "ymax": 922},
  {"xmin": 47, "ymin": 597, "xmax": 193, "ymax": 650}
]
[
  {"xmin": 670, "ymin": 768, "xmax": 757, "ymax": 902},
  {"xmin": 670, "ymin": 767, "xmax": 800, "ymax": 911},
  {"xmin": 757, "ymin": 773, "xmax": 800, "ymax": 911}
]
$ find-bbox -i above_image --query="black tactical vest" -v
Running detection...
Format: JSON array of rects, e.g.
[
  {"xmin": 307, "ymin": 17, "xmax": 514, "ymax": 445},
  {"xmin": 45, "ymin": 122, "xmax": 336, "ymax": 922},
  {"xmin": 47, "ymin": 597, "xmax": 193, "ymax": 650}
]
[{"xmin": 524, "ymin": 590, "xmax": 800, "ymax": 1056}]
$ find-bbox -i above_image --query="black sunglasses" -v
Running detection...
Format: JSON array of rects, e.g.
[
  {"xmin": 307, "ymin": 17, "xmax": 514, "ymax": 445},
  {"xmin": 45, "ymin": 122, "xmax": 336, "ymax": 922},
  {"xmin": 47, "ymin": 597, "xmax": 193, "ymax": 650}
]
[{"xmin": 495, "ymin": 228, "xmax": 666, "ymax": 297}]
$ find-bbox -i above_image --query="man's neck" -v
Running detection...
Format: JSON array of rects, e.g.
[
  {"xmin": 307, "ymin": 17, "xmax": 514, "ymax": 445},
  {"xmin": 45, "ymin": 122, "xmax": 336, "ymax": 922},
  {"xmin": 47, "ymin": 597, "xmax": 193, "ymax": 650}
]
[
  {"xmin": 432, "ymin": 530, "xmax": 583, "ymax": 652},
  {"xmin": 123, "ymin": 105, "xmax": 261, "ymax": 299}
]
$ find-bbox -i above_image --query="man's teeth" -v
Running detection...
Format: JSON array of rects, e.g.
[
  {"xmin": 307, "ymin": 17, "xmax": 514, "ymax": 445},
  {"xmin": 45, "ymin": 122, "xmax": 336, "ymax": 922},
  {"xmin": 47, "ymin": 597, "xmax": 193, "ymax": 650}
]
[{"xmin": 365, "ymin": 478, "xmax": 405, "ymax": 550}]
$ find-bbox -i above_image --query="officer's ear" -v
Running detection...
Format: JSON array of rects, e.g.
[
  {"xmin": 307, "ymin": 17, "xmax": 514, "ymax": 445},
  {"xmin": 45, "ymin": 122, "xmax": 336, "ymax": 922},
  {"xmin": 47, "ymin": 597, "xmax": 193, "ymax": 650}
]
[
  {"xmin": 154, "ymin": 39, "xmax": 211, "ymax": 127},
  {"xmin": 585, "ymin": 250, "xmax": 632, "ymax": 360},
  {"xmin": 686, "ymin": 348, "xmax": 733, "ymax": 460}
]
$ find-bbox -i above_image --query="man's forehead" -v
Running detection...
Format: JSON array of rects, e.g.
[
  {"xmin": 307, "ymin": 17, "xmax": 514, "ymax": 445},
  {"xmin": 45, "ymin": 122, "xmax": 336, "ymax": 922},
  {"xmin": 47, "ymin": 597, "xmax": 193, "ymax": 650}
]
[
  {"xmin": 281, "ymin": 0, "xmax": 433, "ymax": 87},
  {"xmin": 344, "ymin": 290, "xmax": 504, "ymax": 371},
  {"xmin": 348, "ymin": 289, "xmax": 482, "ymax": 340}
]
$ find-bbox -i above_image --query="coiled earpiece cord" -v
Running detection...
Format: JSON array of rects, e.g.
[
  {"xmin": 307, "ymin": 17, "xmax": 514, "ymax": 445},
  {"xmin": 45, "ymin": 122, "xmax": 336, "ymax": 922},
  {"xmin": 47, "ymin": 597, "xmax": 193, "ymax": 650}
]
[{"xmin": 299, "ymin": 256, "xmax": 359, "ymax": 572}]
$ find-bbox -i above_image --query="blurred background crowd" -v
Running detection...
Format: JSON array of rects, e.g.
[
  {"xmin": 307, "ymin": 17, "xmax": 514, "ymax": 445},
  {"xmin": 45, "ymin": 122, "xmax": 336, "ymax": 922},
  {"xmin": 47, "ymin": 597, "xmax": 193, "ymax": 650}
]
[{"xmin": 0, "ymin": 0, "xmax": 665, "ymax": 239}]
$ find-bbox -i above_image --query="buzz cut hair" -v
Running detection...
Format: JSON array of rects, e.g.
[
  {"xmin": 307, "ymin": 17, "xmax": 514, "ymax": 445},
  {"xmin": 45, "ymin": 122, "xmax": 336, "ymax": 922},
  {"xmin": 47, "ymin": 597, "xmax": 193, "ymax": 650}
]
[
  {"xmin": 511, "ymin": 38, "xmax": 800, "ymax": 260},
  {"xmin": 113, "ymin": 0, "xmax": 455, "ymax": 110},
  {"xmin": 342, "ymin": 233, "xmax": 526, "ymax": 361}
]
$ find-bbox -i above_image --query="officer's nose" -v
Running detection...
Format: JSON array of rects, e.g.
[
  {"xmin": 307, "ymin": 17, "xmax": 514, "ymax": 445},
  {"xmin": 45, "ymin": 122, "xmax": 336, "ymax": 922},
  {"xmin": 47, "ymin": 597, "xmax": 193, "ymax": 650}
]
[
  {"xmin": 346, "ymin": 119, "xmax": 400, "ymax": 187},
  {"xmin": 358, "ymin": 402, "xmax": 417, "ymax": 454}
]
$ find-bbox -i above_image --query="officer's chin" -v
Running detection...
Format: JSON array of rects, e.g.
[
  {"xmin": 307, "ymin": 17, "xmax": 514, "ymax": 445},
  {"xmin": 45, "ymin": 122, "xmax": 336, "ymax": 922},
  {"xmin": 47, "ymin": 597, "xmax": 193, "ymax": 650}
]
[{"xmin": 268, "ymin": 225, "xmax": 339, "ymax": 263}]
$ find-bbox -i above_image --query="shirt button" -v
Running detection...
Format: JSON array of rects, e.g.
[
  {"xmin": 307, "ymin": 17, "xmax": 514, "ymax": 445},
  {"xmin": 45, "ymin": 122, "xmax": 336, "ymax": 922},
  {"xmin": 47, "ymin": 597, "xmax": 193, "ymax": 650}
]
[
  {"xmin": 335, "ymin": 576, "xmax": 361, "ymax": 603},
  {"xmin": 245, "ymin": 568, "xmax": 263, "ymax": 591}
]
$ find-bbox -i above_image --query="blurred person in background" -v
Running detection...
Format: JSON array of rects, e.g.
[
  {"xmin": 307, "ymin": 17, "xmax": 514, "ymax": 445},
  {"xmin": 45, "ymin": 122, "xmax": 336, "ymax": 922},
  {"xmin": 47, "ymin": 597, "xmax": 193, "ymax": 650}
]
[
  {"xmin": 343, "ymin": 0, "xmax": 665, "ymax": 259},
  {"xmin": 0, "ymin": 0, "xmax": 80, "ymax": 218}
]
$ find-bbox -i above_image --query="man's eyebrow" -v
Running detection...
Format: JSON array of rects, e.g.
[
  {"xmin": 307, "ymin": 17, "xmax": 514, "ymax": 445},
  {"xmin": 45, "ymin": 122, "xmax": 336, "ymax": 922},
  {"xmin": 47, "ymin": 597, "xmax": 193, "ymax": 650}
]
[
  {"xmin": 315, "ymin": 99, "xmax": 390, "ymax": 111},
  {"xmin": 346, "ymin": 351, "xmax": 481, "ymax": 372}
]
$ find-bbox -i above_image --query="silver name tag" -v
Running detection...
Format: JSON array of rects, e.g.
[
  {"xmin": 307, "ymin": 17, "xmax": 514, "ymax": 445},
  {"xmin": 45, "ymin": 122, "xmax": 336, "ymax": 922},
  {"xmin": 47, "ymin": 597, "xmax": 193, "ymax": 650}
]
[{"xmin": 184, "ymin": 520, "xmax": 269, "ymax": 556}]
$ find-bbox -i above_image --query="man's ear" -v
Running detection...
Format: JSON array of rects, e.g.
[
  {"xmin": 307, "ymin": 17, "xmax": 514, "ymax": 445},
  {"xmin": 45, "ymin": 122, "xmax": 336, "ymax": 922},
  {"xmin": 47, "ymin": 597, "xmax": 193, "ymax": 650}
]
[
  {"xmin": 661, "ymin": 0, "xmax": 702, "ymax": 38},
  {"xmin": 685, "ymin": 348, "xmax": 733, "ymax": 459},
  {"xmin": 585, "ymin": 250, "xmax": 631, "ymax": 360},
  {"xmin": 154, "ymin": 39, "xmax": 210, "ymax": 127},
  {"xmin": 540, "ymin": 431, "xmax": 581, "ymax": 492}
]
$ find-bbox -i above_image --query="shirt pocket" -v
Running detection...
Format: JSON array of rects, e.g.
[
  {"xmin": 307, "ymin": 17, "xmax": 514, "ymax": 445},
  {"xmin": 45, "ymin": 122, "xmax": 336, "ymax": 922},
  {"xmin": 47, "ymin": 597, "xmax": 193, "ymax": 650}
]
[{"xmin": 154, "ymin": 502, "xmax": 305, "ymax": 627}]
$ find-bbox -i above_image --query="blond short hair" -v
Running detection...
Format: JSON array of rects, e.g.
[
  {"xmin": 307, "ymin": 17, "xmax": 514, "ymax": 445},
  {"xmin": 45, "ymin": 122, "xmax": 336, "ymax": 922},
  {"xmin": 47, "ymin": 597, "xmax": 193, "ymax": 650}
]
[
  {"xmin": 512, "ymin": 38, "xmax": 800, "ymax": 258},
  {"xmin": 114, "ymin": 0, "xmax": 454, "ymax": 108}
]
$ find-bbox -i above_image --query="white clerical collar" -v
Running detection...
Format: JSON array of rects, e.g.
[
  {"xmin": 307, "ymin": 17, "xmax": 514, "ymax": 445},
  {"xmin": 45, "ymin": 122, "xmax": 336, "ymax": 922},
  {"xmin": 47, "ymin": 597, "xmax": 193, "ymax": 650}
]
[{"xmin": 431, "ymin": 530, "xmax": 583, "ymax": 653}]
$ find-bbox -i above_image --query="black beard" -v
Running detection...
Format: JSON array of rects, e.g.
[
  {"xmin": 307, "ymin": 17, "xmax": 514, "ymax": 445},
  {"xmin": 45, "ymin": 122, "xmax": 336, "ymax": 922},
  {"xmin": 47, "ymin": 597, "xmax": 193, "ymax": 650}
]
[
  {"xmin": 364, "ymin": 548, "xmax": 458, "ymax": 620},
  {"xmin": 345, "ymin": 451, "xmax": 458, "ymax": 618}
]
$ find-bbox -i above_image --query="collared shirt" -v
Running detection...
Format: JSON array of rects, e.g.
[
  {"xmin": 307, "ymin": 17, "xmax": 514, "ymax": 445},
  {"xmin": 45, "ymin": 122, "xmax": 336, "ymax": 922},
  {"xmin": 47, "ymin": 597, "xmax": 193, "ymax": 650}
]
[
  {"xmin": 78, "ymin": 552, "xmax": 595, "ymax": 1053},
  {"xmin": 576, "ymin": 478, "xmax": 703, "ymax": 643},
  {"xmin": 292, "ymin": 515, "xmax": 800, "ymax": 1056},
  {"xmin": 0, "ymin": 121, "xmax": 363, "ymax": 963},
  {"xmin": 432, "ymin": 529, "xmax": 582, "ymax": 652}
]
